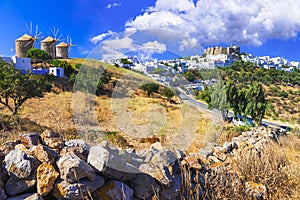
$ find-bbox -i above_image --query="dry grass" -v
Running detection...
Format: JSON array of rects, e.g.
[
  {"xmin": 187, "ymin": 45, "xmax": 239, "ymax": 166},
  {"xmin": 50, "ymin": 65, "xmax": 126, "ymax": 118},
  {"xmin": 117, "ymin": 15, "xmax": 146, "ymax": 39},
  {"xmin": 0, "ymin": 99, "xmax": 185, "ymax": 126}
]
[{"xmin": 180, "ymin": 135, "xmax": 300, "ymax": 199}]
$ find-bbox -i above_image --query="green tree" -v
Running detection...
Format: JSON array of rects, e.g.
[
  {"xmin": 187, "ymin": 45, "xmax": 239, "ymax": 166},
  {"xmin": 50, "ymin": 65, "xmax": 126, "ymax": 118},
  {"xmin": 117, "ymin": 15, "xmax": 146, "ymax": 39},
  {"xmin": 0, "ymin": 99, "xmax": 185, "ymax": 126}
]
[
  {"xmin": 162, "ymin": 87, "xmax": 175, "ymax": 101},
  {"xmin": 244, "ymin": 83, "xmax": 271, "ymax": 125},
  {"xmin": 27, "ymin": 48, "xmax": 51, "ymax": 62},
  {"xmin": 139, "ymin": 82, "xmax": 160, "ymax": 97},
  {"xmin": 208, "ymin": 81, "xmax": 230, "ymax": 121},
  {"xmin": 0, "ymin": 60, "xmax": 48, "ymax": 115}
]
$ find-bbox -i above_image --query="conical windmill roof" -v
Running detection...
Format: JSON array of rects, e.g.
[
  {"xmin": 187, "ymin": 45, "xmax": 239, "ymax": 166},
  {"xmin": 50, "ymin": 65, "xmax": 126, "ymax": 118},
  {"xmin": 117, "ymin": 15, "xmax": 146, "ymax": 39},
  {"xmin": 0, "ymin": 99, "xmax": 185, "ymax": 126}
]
[
  {"xmin": 16, "ymin": 34, "xmax": 34, "ymax": 41},
  {"xmin": 56, "ymin": 42, "xmax": 69, "ymax": 47},
  {"xmin": 41, "ymin": 36, "xmax": 56, "ymax": 43}
]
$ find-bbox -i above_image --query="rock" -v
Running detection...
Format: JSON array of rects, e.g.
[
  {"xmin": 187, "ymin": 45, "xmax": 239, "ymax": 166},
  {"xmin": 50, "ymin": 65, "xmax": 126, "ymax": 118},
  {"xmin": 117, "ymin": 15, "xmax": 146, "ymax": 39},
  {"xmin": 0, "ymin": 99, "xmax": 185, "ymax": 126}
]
[
  {"xmin": 150, "ymin": 142, "xmax": 164, "ymax": 151},
  {"xmin": 4, "ymin": 150, "xmax": 39, "ymax": 179},
  {"xmin": 7, "ymin": 193, "xmax": 43, "ymax": 200},
  {"xmin": 53, "ymin": 180, "xmax": 89, "ymax": 200},
  {"xmin": 57, "ymin": 152, "xmax": 95, "ymax": 183},
  {"xmin": 87, "ymin": 144, "xmax": 139, "ymax": 181},
  {"xmin": 41, "ymin": 130, "xmax": 64, "ymax": 150},
  {"xmin": 223, "ymin": 142, "xmax": 233, "ymax": 153},
  {"xmin": 139, "ymin": 163, "xmax": 170, "ymax": 185},
  {"xmin": 150, "ymin": 151, "xmax": 178, "ymax": 168},
  {"xmin": 53, "ymin": 176, "xmax": 105, "ymax": 200},
  {"xmin": 63, "ymin": 139, "xmax": 90, "ymax": 161},
  {"xmin": 130, "ymin": 174, "xmax": 161, "ymax": 199},
  {"xmin": 37, "ymin": 163, "xmax": 59, "ymax": 196},
  {"xmin": 80, "ymin": 175, "xmax": 105, "ymax": 193},
  {"xmin": 18, "ymin": 133, "xmax": 40, "ymax": 148},
  {"xmin": 4, "ymin": 173, "xmax": 37, "ymax": 196},
  {"xmin": 181, "ymin": 155, "xmax": 202, "ymax": 170},
  {"xmin": 245, "ymin": 181, "xmax": 267, "ymax": 200},
  {"xmin": 0, "ymin": 189, "xmax": 6, "ymax": 200},
  {"xmin": 92, "ymin": 180, "xmax": 133, "ymax": 200},
  {"xmin": 160, "ymin": 174, "xmax": 182, "ymax": 200},
  {"xmin": 31, "ymin": 144, "xmax": 58, "ymax": 164}
]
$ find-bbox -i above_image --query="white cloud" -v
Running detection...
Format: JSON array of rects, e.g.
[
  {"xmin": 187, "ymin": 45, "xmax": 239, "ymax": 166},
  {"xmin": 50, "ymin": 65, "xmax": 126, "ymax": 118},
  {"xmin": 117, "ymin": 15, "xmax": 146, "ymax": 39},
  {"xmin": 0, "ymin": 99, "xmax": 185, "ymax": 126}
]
[
  {"xmin": 141, "ymin": 41, "xmax": 167, "ymax": 53},
  {"xmin": 91, "ymin": 31, "xmax": 117, "ymax": 44},
  {"xmin": 106, "ymin": 3, "xmax": 121, "ymax": 9},
  {"xmin": 125, "ymin": 0, "xmax": 300, "ymax": 47}
]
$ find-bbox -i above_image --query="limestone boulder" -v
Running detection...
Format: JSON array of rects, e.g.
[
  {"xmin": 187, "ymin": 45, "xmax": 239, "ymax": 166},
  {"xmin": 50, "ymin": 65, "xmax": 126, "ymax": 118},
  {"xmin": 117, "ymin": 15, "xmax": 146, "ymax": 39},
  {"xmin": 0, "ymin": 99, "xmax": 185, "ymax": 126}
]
[
  {"xmin": 87, "ymin": 143, "xmax": 139, "ymax": 181},
  {"xmin": 130, "ymin": 174, "xmax": 161, "ymax": 199},
  {"xmin": 4, "ymin": 173, "xmax": 37, "ymax": 196},
  {"xmin": 41, "ymin": 130, "xmax": 64, "ymax": 150},
  {"xmin": 57, "ymin": 152, "xmax": 95, "ymax": 183},
  {"xmin": 53, "ymin": 176, "xmax": 105, "ymax": 200},
  {"xmin": 0, "ymin": 189, "xmax": 6, "ymax": 200},
  {"xmin": 63, "ymin": 139, "xmax": 90, "ymax": 161},
  {"xmin": 7, "ymin": 193, "xmax": 43, "ymax": 200},
  {"xmin": 37, "ymin": 163, "xmax": 59, "ymax": 196},
  {"xmin": 4, "ymin": 150, "xmax": 39, "ymax": 179},
  {"xmin": 31, "ymin": 144, "xmax": 58, "ymax": 164},
  {"xmin": 92, "ymin": 180, "xmax": 133, "ymax": 200},
  {"xmin": 18, "ymin": 133, "xmax": 40, "ymax": 148},
  {"xmin": 53, "ymin": 181, "xmax": 87, "ymax": 200}
]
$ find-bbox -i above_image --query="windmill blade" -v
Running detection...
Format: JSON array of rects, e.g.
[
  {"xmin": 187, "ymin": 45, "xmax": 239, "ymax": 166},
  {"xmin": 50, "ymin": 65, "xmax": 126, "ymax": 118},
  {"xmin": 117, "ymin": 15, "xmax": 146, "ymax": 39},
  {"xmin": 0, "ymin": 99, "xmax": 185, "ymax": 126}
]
[{"xmin": 24, "ymin": 40, "xmax": 34, "ymax": 47}]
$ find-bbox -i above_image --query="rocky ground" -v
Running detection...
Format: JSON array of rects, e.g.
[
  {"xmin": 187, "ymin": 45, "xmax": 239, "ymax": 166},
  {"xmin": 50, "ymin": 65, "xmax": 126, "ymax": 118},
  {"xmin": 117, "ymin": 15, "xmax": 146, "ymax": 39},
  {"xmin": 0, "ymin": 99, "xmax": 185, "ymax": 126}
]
[{"xmin": 0, "ymin": 126, "xmax": 296, "ymax": 200}]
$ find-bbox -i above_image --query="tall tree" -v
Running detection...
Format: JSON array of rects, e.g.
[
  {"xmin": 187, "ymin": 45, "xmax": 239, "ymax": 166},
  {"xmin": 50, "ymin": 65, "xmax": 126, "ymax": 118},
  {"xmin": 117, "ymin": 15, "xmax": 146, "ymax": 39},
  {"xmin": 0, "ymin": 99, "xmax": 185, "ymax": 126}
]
[{"xmin": 0, "ymin": 60, "xmax": 48, "ymax": 115}]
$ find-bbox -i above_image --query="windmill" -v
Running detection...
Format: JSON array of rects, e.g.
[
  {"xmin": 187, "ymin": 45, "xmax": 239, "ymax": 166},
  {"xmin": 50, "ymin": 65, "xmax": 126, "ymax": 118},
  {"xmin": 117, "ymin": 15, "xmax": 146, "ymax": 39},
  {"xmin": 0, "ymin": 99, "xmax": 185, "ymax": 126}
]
[
  {"xmin": 15, "ymin": 22, "xmax": 43, "ymax": 58},
  {"xmin": 41, "ymin": 27, "xmax": 63, "ymax": 58},
  {"xmin": 56, "ymin": 36, "xmax": 77, "ymax": 59}
]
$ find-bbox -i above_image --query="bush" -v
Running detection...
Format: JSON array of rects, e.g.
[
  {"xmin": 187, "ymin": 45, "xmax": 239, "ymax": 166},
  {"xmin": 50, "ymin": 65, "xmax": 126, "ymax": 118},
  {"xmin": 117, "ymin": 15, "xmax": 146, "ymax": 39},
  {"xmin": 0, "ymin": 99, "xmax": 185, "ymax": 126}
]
[
  {"xmin": 27, "ymin": 48, "xmax": 51, "ymax": 61},
  {"xmin": 139, "ymin": 82, "xmax": 160, "ymax": 97},
  {"xmin": 162, "ymin": 87, "xmax": 175, "ymax": 101}
]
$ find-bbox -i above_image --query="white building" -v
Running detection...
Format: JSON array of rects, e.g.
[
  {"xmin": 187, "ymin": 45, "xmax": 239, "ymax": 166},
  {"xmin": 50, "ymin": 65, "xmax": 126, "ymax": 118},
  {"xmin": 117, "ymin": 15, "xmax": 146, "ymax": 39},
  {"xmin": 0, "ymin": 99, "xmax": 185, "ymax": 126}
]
[
  {"xmin": 49, "ymin": 67, "xmax": 64, "ymax": 77},
  {"xmin": 1, "ymin": 56, "xmax": 32, "ymax": 72}
]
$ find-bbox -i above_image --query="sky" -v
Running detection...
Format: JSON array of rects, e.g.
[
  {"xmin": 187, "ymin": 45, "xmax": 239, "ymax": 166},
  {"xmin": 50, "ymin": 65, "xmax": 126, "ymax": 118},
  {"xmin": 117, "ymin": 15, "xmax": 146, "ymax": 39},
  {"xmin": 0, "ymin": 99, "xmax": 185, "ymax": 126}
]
[{"xmin": 1, "ymin": 0, "xmax": 300, "ymax": 61}]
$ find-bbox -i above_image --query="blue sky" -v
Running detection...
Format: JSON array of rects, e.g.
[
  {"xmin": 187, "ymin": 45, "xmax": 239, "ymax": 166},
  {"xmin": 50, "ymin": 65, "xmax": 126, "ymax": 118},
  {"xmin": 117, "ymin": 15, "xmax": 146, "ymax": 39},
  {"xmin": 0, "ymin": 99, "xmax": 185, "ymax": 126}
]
[{"xmin": 1, "ymin": 0, "xmax": 300, "ymax": 61}]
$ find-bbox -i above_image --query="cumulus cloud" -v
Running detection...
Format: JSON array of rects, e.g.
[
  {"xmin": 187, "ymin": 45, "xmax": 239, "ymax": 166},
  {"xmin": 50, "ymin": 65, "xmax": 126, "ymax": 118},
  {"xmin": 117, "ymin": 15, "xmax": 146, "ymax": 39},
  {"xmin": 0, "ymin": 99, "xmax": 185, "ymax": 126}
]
[
  {"xmin": 125, "ymin": 0, "xmax": 300, "ymax": 47},
  {"xmin": 91, "ymin": 31, "xmax": 117, "ymax": 44},
  {"xmin": 106, "ymin": 3, "xmax": 121, "ymax": 9}
]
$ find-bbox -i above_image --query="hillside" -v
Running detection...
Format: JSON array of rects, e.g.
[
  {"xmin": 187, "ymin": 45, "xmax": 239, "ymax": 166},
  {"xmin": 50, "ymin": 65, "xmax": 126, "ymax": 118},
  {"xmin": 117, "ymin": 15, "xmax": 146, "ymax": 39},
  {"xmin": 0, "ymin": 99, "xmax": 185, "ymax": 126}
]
[{"xmin": 0, "ymin": 58, "xmax": 212, "ymax": 151}]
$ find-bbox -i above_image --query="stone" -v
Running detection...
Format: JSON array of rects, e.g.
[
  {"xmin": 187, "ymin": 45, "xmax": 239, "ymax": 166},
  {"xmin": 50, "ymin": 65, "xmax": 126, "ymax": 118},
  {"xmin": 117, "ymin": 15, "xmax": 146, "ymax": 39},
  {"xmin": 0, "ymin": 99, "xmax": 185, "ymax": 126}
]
[
  {"xmin": 63, "ymin": 139, "xmax": 90, "ymax": 161},
  {"xmin": 53, "ymin": 181, "xmax": 89, "ymax": 200},
  {"xmin": 18, "ymin": 133, "xmax": 40, "ymax": 148},
  {"xmin": 223, "ymin": 142, "xmax": 233, "ymax": 153},
  {"xmin": 41, "ymin": 130, "xmax": 64, "ymax": 150},
  {"xmin": 150, "ymin": 151, "xmax": 178, "ymax": 168},
  {"xmin": 80, "ymin": 175, "xmax": 105, "ymax": 193},
  {"xmin": 150, "ymin": 142, "xmax": 164, "ymax": 151},
  {"xmin": 4, "ymin": 150, "xmax": 39, "ymax": 179},
  {"xmin": 37, "ymin": 163, "xmax": 59, "ymax": 196},
  {"xmin": 53, "ymin": 176, "xmax": 105, "ymax": 200},
  {"xmin": 92, "ymin": 180, "xmax": 133, "ymax": 200},
  {"xmin": 31, "ymin": 144, "xmax": 58, "ymax": 164},
  {"xmin": 130, "ymin": 174, "xmax": 161, "ymax": 199},
  {"xmin": 7, "ymin": 193, "xmax": 43, "ymax": 200},
  {"xmin": 160, "ymin": 174, "xmax": 182, "ymax": 200},
  {"xmin": 139, "ymin": 163, "xmax": 170, "ymax": 185},
  {"xmin": 4, "ymin": 173, "xmax": 37, "ymax": 196},
  {"xmin": 245, "ymin": 181, "xmax": 267, "ymax": 200},
  {"xmin": 181, "ymin": 155, "xmax": 202, "ymax": 170},
  {"xmin": 0, "ymin": 189, "xmax": 6, "ymax": 200},
  {"xmin": 57, "ymin": 152, "xmax": 95, "ymax": 183},
  {"xmin": 87, "ymin": 144, "xmax": 139, "ymax": 181}
]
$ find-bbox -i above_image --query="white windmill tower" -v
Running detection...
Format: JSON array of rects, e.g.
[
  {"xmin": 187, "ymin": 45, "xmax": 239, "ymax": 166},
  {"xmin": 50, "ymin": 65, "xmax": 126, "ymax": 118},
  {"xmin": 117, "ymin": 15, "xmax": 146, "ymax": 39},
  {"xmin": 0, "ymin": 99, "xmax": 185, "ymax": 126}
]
[
  {"xmin": 41, "ymin": 27, "xmax": 62, "ymax": 58},
  {"xmin": 56, "ymin": 36, "xmax": 77, "ymax": 59},
  {"xmin": 15, "ymin": 22, "xmax": 43, "ymax": 58}
]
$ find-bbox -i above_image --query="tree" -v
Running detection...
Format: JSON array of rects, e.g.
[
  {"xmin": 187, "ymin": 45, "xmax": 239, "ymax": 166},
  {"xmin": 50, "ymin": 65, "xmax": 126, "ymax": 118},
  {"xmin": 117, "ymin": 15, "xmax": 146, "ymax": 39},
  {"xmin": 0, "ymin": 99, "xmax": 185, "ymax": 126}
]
[
  {"xmin": 0, "ymin": 60, "xmax": 48, "ymax": 115},
  {"xmin": 27, "ymin": 48, "xmax": 51, "ymax": 62},
  {"xmin": 162, "ymin": 87, "xmax": 175, "ymax": 101},
  {"xmin": 139, "ymin": 82, "xmax": 160, "ymax": 97},
  {"xmin": 244, "ymin": 83, "xmax": 271, "ymax": 125},
  {"xmin": 208, "ymin": 81, "xmax": 230, "ymax": 121}
]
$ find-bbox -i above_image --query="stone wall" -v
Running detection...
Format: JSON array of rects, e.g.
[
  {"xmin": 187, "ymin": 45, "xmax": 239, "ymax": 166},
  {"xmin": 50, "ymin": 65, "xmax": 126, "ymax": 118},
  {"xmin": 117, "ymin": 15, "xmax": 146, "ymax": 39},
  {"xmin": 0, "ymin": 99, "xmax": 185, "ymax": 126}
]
[{"xmin": 0, "ymin": 127, "xmax": 287, "ymax": 199}]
